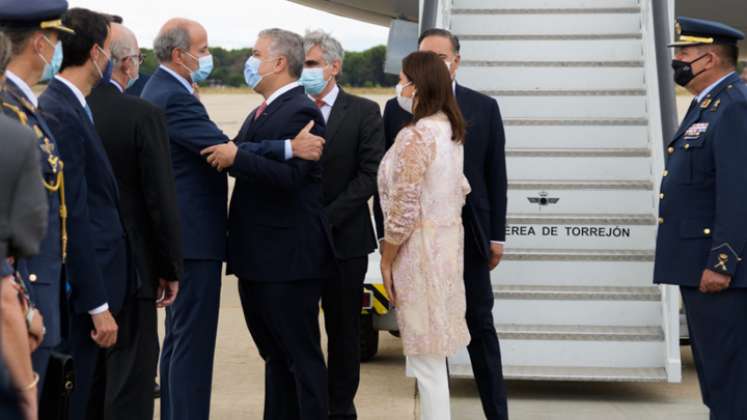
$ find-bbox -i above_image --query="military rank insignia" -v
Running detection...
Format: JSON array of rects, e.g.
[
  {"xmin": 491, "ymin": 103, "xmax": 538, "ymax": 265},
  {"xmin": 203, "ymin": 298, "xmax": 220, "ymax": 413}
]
[{"xmin": 684, "ymin": 122, "xmax": 709, "ymax": 139}]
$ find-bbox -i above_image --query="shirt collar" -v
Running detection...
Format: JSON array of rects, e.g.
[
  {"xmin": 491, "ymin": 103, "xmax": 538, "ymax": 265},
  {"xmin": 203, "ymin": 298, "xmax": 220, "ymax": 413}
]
[
  {"xmin": 266, "ymin": 81, "xmax": 300, "ymax": 105},
  {"xmin": 159, "ymin": 64, "xmax": 194, "ymax": 94},
  {"xmin": 110, "ymin": 79, "xmax": 124, "ymax": 93},
  {"xmin": 309, "ymin": 83, "xmax": 339, "ymax": 107},
  {"xmin": 5, "ymin": 70, "xmax": 38, "ymax": 108},
  {"xmin": 697, "ymin": 72, "xmax": 735, "ymax": 103},
  {"xmin": 54, "ymin": 75, "xmax": 87, "ymax": 108}
]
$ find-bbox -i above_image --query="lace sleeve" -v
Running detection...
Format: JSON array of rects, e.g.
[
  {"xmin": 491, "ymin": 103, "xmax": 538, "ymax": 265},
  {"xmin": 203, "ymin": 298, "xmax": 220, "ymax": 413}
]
[{"xmin": 384, "ymin": 126, "xmax": 437, "ymax": 246}]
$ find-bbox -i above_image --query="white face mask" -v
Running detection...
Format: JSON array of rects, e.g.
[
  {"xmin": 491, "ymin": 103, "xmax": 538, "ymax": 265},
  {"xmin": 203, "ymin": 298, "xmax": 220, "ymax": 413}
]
[{"xmin": 396, "ymin": 82, "xmax": 414, "ymax": 114}]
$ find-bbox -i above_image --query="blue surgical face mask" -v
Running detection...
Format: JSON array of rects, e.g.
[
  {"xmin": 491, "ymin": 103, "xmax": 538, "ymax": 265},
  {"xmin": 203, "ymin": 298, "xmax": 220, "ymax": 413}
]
[
  {"xmin": 299, "ymin": 66, "xmax": 331, "ymax": 96},
  {"xmin": 93, "ymin": 45, "xmax": 113, "ymax": 86},
  {"xmin": 183, "ymin": 52, "xmax": 213, "ymax": 83},
  {"xmin": 39, "ymin": 37, "xmax": 63, "ymax": 82},
  {"xmin": 126, "ymin": 71, "xmax": 140, "ymax": 89},
  {"xmin": 244, "ymin": 55, "xmax": 277, "ymax": 90}
]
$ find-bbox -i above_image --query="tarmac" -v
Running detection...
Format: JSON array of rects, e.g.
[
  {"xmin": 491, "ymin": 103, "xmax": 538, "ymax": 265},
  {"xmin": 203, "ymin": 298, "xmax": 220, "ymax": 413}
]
[{"xmin": 150, "ymin": 92, "xmax": 706, "ymax": 419}]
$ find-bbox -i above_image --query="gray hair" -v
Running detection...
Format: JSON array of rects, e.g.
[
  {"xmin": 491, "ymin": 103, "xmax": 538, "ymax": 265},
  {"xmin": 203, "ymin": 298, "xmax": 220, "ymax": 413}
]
[
  {"xmin": 153, "ymin": 25, "xmax": 190, "ymax": 63},
  {"xmin": 111, "ymin": 25, "xmax": 138, "ymax": 63},
  {"xmin": 303, "ymin": 29, "xmax": 344, "ymax": 65},
  {"xmin": 0, "ymin": 32, "xmax": 11, "ymax": 76},
  {"xmin": 258, "ymin": 28, "xmax": 304, "ymax": 78}
]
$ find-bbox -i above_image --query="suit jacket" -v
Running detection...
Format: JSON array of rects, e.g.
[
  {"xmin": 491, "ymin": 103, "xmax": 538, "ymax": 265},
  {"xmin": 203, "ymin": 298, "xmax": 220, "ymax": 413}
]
[
  {"xmin": 321, "ymin": 87, "xmax": 384, "ymax": 260},
  {"xmin": 0, "ymin": 114, "xmax": 46, "ymax": 265},
  {"xmin": 39, "ymin": 78, "xmax": 129, "ymax": 314},
  {"xmin": 654, "ymin": 73, "xmax": 747, "ymax": 288},
  {"xmin": 140, "ymin": 67, "xmax": 286, "ymax": 261},
  {"xmin": 375, "ymin": 83, "xmax": 508, "ymax": 258},
  {"xmin": 2, "ymin": 79, "xmax": 65, "ymax": 347},
  {"xmin": 88, "ymin": 82, "xmax": 183, "ymax": 299},
  {"xmin": 227, "ymin": 85, "xmax": 334, "ymax": 281}
]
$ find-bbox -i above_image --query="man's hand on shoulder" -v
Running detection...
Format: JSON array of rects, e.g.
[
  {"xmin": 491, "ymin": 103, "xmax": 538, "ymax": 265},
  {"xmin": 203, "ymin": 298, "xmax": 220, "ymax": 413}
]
[
  {"xmin": 201, "ymin": 141, "xmax": 238, "ymax": 171},
  {"xmin": 291, "ymin": 120, "xmax": 325, "ymax": 161}
]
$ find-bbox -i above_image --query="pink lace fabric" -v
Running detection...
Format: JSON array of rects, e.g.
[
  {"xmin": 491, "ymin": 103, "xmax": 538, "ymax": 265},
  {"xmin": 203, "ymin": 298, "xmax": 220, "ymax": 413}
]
[{"xmin": 378, "ymin": 112, "xmax": 471, "ymax": 356}]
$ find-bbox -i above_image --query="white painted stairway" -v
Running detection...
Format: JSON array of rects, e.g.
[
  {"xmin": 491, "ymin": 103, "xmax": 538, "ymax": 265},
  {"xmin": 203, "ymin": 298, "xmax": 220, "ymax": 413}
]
[{"xmin": 441, "ymin": 0, "xmax": 682, "ymax": 382}]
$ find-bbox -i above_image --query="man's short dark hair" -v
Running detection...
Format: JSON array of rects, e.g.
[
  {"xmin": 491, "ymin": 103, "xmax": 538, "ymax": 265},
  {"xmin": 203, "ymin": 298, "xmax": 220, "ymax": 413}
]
[
  {"xmin": 418, "ymin": 28, "xmax": 460, "ymax": 54},
  {"xmin": 717, "ymin": 44, "xmax": 739, "ymax": 68},
  {"xmin": 59, "ymin": 8, "xmax": 110, "ymax": 71}
]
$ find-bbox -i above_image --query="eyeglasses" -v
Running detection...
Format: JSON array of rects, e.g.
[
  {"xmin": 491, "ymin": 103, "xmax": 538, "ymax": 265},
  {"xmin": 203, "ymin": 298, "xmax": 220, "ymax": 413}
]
[{"xmin": 118, "ymin": 53, "xmax": 145, "ymax": 65}]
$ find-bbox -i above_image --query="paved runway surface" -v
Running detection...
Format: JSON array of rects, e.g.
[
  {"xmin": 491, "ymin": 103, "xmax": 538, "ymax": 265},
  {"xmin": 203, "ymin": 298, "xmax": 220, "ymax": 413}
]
[{"xmin": 150, "ymin": 92, "xmax": 706, "ymax": 419}]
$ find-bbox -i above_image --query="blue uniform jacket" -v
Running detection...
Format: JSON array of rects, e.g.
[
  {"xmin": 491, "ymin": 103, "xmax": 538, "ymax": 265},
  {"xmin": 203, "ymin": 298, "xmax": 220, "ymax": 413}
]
[
  {"xmin": 226, "ymin": 85, "xmax": 334, "ymax": 282},
  {"xmin": 39, "ymin": 78, "xmax": 129, "ymax": 314},
  {"xmin": 1, "ymin": 79, "xmax": 63, "ymax": 346},
  {"xmin": 140, "ymin": 67, "xmax": 286, "ymax": 261},
  {"xmin": 654, "ymin": 73, "xmax": 747, "ymax": 287}
]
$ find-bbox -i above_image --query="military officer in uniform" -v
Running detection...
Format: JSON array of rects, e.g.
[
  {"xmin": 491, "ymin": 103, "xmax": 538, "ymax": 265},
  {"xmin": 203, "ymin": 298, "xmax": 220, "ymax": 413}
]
[
  {"xmin": 655, "ymin": 17, "xmax": 747, "ymax": 420},
  {"xmin": 0, "ymin": 0, "xmax": 75, "ymax": 391}
]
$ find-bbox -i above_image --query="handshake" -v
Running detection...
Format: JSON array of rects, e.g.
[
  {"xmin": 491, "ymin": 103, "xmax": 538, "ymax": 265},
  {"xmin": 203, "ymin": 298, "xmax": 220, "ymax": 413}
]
[{"xmin": 201, "ymin": 121, "xmax": 325, "ymax": 171}]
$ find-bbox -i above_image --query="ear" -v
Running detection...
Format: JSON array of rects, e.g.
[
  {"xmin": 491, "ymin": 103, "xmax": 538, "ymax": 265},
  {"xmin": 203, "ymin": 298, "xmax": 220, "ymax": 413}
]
[
  {"xmin": 274, "ymin": 55, "xmax": 286, "ymax": 73},
  {"xmin": 171, "ymin": 48, "xmax": 184, "ymax": 66},
  {"xmin": 331, "ymin": 59, "xmax": 342, "ymax": 77},
  {"xmin": 31, "ymin": 32, "xmax": 46, "ymax": 54}
]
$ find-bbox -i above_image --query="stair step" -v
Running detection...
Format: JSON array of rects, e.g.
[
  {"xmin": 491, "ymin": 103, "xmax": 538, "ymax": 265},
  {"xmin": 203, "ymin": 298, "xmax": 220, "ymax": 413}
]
[
  {"xmin": 454, "ymin": 0, "xmax": 641, "ymax": 9},
  {"xmin": 496, "ymin": 324, "xmax": 664, "ymax": 341},
  {"xmin": 506, "ymin": 148, "xmax": 650, "ymax": 158},
  {"xmin": 462, "ymin": 60, "xmax": 643, "ymax": 67},
  {"xmin": 503, "ymin": 248, "xmax": 654, "ymax": 262},
  {"xmin": 504, "ymin": 118, "xmax": 648, "ymax": 126},
  {"xmin": 459, "ymin": 34, "xmax": 642, "ymax": 41},
  {"xmin": 450, "ymin": 365, "xmax": 668, "ymax": 382},
  {"xmin": 509, "ymin": 180, "xmax": 653, "ymax": 190},
  {"xmin": 453, "ymin": 7, "xmax": 640, "ymax": 15},
  {"xmin": 507, "ymin": 213, "xmax": 656, "ymax": 225},
  {"xmin": 486, "ymin": 89, "xmax": 646, "ymax": 96},
  {"xmin": 452, "ymin": 13, "xmax": 640, "ymax": 37},
  {"xmin": 494, "ymin": 285, "xmax": 661, "ymax": 301}
]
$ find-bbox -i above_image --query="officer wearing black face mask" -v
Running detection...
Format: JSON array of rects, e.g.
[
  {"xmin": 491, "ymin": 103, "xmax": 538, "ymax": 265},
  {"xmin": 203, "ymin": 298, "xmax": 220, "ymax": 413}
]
[{"xmin": 655, "ymin": 16, "xmax": 747, "ymax": 420}]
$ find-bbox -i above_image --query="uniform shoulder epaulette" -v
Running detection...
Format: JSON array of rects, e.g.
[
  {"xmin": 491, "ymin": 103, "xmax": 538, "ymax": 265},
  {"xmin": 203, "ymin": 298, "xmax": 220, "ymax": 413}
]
[{"xmin": 2, "ymin": 101, "xmax": 28, "ymax": 126}]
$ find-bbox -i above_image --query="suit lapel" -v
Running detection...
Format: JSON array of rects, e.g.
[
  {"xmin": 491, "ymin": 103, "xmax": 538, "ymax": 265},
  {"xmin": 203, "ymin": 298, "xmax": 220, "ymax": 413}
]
[
  {"xmin": 245, "ymin": 86, "xmax": 303, "ymax": 141},
  {"xmin": 324, "ymin": 88, "xmax": 349, "ymax": 145}
]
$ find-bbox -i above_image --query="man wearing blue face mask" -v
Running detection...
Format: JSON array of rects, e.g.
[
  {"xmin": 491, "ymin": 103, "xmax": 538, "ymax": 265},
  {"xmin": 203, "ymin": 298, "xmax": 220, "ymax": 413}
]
[
  {"xmin": 301, "ymin": 29, "xmax": 384, "ymax": 420},
  {"xmin": 39, "ymin": 8, "xmax": 133, "ymax": 419},
  {"xmin": 87, "ymin": 20, "xmax": 183, "ymax": 420},
  {"xmin": 0, "ymin": 0, "xmax": 76, "ymax": 395},
  {"xmin": 141, "ymin": 18, "xmax": 325, "ymax": 420}
]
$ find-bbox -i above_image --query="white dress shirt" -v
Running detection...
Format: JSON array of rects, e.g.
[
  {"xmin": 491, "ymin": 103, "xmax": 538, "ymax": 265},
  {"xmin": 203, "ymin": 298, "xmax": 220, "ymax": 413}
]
[
  {"xmin": 110, "ymin": 79, "xmax": 124, "ymax": 93},
  {"xmin": 5, "ymin": 71, "xmax": 38, "ymax": 108},
  {"xmin": 54, "ymin": 75, "xmax": 110, "ymax": 315},
  {"xmin": 159, "ymin": 64, "xmax": 194, "ymax": 94},
  {"xmin": 309, "ymin": 83, "xmax": 339, "ymax": 123}
]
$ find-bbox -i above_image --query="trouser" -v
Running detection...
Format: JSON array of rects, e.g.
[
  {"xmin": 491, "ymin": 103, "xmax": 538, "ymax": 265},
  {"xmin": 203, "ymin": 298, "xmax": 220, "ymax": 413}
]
[
  {"xmin": 160, "ymin": 259, "xmax": 222, "ymax": 420},
  {"xmin": 407, "ymin": 355, "xmax": 451, "ymax": 420},
  {"xmin": 463, "ymin": 233, "xmax": 508, "ymax": 420},
  {"xmin": 321, "ymin": 256, "xmax": 368, "ymax": 420},
  {"xmin": 104, "ymin": 294, "xmax": 159, "ymax": 420},
  {"xmin": 239, "ymin": 278, "xmax": 328, "ymax": 420},
  {"xmin": 681, "ymin": 286, "xmax": 747, "ymax": 420}
]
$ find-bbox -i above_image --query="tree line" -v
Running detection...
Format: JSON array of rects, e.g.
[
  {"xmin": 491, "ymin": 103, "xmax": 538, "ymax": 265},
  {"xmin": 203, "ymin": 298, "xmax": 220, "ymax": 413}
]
[{"xmin": 140, "ymin": 45, "xmax": 399, "ymax": 88}]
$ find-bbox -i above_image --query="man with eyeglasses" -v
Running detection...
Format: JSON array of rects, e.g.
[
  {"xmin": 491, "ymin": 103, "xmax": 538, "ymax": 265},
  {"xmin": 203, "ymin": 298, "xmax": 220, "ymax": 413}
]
[{"xmin": 87, "ymin": 20, "xmax": 183, "ymax": 420}]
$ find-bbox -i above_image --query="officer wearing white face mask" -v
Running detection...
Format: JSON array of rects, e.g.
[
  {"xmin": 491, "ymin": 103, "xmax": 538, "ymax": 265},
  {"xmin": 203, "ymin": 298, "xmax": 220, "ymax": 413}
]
[{"xmin": 0, "ymin": 0, "xmax": 76, "ymax": 395}]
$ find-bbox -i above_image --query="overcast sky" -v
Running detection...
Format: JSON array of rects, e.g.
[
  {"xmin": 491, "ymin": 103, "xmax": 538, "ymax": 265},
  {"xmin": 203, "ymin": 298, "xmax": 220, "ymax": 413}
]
[{"xmin": 69, "ymin": 0, "xmax": 390, "ymax": 52}]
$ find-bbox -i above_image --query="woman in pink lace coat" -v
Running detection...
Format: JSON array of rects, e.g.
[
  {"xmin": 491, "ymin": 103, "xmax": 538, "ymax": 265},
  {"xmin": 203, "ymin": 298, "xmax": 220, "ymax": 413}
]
[{"xmin": 378, "ymin": 51, "xmax": 471, "ymax": 420}]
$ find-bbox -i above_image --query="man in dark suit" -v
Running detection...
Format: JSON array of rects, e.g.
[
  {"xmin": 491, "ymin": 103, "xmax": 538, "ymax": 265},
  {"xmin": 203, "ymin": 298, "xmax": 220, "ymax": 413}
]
[
  {"xmin": 141, "ymin": 19, "xmax": 325, "ymax": 420},
  {"xmin": 38, "ymin": 8, "xmax": 131, "ymax": 419},
  {"xmin": 202, "ymin": 28, "xmax": 333, "ymax": 420},
  {"xmin": 375, "ymin": 28, "xmax": 509, "ymax": 420},
  {"xmin": 656, "ymin": 17, "xmax": 747, "ymax": 419},
  {"xmin": 87, "ymin": 22, "xmax": 182, "ymax": 420},
  {"xmin": 0, "ymin": 0, "xmax": 75, "ymax": 393},
  {"xmin": 298, "ymin": 30, "xmax": 384, "ymax": 420}
]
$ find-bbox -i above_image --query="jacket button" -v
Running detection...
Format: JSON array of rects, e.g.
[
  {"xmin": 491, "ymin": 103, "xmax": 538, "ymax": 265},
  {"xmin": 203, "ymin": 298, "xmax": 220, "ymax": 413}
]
[
  {"xmin": 658, "ymin": 217, "xmax": 664, "ymax": 225},
  {"xmin": 684, "ymin": 143, "xmax": 690, "ymax": 150},
  {"xmin": 659, "ymin": 193, "xmax": 664, "ymax": 200},
  {"xmin": 29, "ymin": 274, "xmax": 37, "ymax": 283},
  {"xmin": 704, "ymin": 228, "xmax": 711, "ymax": 235},
  {"xmin": 667, "ymin": 147, "xmax": 674, "ymax": 154},
  {"xmin": 663, "ymin": 170, "xmax": 669, "ymax": 177}
]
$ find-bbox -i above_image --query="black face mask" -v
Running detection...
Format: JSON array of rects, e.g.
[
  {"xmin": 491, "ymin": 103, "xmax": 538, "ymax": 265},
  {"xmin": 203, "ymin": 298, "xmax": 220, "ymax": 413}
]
[{"xmin": 671, "ymin": 54, "xmax": 709, "ymax": 87}]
